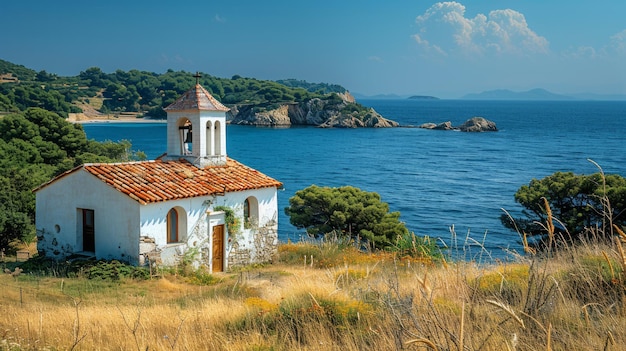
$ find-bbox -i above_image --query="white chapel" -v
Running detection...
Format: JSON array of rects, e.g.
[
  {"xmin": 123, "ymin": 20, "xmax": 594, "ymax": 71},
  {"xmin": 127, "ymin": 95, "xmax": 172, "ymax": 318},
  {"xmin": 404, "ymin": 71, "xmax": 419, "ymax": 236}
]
[{"xmin": 34, "ymin": 79, "xmax": 282, "ymax": 272}]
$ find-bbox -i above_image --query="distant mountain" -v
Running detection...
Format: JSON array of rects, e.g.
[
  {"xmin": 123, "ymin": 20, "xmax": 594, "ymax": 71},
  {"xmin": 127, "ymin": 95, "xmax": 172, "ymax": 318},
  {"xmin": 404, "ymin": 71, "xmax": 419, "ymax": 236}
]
[
  {"xmin": 408, "ymin": 95, "xmax": 439, "ymax": 100},
  {"xmin": 462, "ymin": 88, "xmax": 573, "ymax": 101}
]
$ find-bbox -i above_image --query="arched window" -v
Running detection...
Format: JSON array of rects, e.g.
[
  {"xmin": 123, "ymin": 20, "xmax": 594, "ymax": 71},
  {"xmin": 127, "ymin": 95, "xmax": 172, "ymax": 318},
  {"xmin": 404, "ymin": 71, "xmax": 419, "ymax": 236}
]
[
  {"xmin": 178, "ymin": 118, "xmax": 192, "ymax": 155},
  {"xmin": 244, "ymin": 197, "xmax": 258, "ymax": 228},
  {"xmin": 243, "ymin": 198, "xmax": 250, "ymax": 221},
  {"xmin": 214, "ymin": 121, "xmax": 222, "ymax": 156},
  {"xmin": 167, "ymin": 208, "xmax": 179, "ymax": 243},
  {"xmin": 205, "ymin": 120, "xmax": 213, "ymax": 156}
]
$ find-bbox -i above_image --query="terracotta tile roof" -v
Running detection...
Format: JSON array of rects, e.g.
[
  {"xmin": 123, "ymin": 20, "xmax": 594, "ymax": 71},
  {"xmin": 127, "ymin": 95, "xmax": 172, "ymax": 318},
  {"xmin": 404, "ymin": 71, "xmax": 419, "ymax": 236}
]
[
  {"xmin": 164, "ymin": 84, "xmax": 230, "ymax": 112},
  {"xmin": 36, "ymin": 158, "xmax": 282, "ymax": 205}
]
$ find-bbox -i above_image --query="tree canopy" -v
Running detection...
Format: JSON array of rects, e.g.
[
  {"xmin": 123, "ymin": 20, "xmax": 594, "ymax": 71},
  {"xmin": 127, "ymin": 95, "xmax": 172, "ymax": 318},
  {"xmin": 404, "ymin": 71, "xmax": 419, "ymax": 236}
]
[
  {"xmin": 502, "ymin": 171, "xmax": 626, "ymax": 245},
  {"xmin": 284, "ymin": 185, "xmax": 409, "ymax": 249},
  {"xmin": 0, "ymin": 59, "xmax": 352, "ymax": 119},
  {"xmin": 0, "ymin": 108, "xmax": 140, "ymax": 252}
]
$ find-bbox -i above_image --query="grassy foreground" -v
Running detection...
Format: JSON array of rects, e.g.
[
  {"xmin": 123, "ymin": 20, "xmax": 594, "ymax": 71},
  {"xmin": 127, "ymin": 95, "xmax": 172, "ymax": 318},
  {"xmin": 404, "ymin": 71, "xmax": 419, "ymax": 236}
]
[{"xmin": 1, "ymin": 237, "xmax": 626, "ymax": 351}]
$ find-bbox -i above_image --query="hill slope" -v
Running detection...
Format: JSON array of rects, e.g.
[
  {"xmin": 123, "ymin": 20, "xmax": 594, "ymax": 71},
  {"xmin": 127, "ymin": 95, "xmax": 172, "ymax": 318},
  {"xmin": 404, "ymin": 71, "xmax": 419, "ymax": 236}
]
[{"xmin": 0, "ymin": 59, "xmax": 397, "ymax": 127}]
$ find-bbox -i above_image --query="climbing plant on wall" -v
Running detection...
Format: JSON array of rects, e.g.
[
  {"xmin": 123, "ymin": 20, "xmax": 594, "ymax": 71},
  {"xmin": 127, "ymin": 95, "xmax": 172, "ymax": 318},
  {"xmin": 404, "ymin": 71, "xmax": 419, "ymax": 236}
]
[{"xmin": 213, "ymin": 206, "xmax": 241, "ymax": 237}]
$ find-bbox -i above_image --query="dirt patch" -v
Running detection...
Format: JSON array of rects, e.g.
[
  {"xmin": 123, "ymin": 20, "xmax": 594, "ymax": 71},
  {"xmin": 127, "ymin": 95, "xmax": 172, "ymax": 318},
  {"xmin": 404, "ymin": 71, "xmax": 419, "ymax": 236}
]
[{"xmin": 69, "ymin": 102, "xmax": 158, "ymax": 123}]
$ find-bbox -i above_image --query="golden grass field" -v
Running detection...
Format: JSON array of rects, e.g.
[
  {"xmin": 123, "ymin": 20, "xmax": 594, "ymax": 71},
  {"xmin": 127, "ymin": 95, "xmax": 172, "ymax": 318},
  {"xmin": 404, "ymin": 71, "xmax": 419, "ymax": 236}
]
[{"xmin": 2, "ymin": 236, "xmax": 626, "ymax": 351}]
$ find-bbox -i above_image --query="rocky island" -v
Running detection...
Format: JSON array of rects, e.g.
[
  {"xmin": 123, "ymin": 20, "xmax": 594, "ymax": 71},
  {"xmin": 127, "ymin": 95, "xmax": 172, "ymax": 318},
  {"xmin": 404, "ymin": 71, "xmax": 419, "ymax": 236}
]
[
  {"xmin": 419, "ymin": 117, "xmax": 498, "ymax": 132},
  {"xmin": 408, "ymin": 95, "xmax": 439, "ymax": 100},
  {"xmin": 229, "ymin": 92, "xmax": 399, "ymax": 128}
]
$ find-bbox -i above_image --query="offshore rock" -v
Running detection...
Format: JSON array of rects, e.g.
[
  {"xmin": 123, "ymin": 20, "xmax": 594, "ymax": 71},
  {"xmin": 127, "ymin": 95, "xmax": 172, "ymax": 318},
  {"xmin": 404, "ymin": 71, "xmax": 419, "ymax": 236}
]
[
  {"xmin": 433, "ymin": 121, "xmax": 454, "ymax": 130},
  {"xmin": 418, "ymin": 122, "xmax": 437, "ymax": 129},
  {"xmin": 418, "ymin": 117, "xmax": 498, "ymax": 132},
  {"xmin": 229, "ymin": 92, "xmax": 398, "ymax": 128},
  {"xmin": 458, "ymin": 117, "xmax": 498, "ymax": 132}
]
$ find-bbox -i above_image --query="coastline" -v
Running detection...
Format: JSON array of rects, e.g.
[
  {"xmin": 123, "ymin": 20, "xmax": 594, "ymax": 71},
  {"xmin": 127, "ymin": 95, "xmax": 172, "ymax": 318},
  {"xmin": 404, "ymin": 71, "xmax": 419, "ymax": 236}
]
[
  {"xmin": 73, "ymin": 118, "xmax": 166, "ymax": 124},
  {"xmin": 68, "ymin": 112, "xmax": 166, "ymax": 124}
]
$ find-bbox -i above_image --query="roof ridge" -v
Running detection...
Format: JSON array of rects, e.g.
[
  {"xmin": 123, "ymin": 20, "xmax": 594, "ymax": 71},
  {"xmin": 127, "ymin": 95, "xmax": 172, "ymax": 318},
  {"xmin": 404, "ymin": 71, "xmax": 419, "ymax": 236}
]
[
  {"xmin": 83, "ymin": 159, "xmax": 159, "ymax": 167},
  {"xmin": 164, "ymin": 83, "xmax": 229, "ymax": 112}
]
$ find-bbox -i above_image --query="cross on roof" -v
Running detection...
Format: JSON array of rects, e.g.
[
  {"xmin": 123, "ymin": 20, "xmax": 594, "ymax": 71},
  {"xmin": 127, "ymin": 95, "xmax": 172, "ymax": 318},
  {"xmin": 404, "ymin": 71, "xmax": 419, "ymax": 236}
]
[{"xmin": 193, "ymin": 72, "xmax": 201, "ymax": 85}]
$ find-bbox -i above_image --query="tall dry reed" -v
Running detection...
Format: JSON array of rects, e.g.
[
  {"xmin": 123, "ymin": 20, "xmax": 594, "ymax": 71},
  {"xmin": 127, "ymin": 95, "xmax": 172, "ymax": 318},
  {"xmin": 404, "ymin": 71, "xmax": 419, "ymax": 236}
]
[{"xmin": 2, "ymin": 182, "xmax": 626, "ymax": 350}]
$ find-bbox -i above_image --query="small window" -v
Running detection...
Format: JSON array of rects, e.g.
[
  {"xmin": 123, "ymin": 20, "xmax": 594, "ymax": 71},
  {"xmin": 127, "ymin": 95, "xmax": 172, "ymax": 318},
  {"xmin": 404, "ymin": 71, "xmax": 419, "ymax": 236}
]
[
  {"xmin": 243, "ymin": 198, "xmax": 250, "ymax": 222},
  {"xmin": 167, "ymin": 208, "xmax": 178, "ymax": 243},
  {"xmin": 243, "ymin": 197, "xmax": 258, "ymax": 228}
]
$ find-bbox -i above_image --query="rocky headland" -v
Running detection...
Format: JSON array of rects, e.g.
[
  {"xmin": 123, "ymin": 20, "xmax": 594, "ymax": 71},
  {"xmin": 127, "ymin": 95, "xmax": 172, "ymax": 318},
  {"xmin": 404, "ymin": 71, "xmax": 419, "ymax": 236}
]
[
  {"xmin": 418, "ymin": 117, "xmax": 497, "ymax": 132},
  {"xmin": 228, "ymin": 92, "xmax": 399, "ymax": 128}
]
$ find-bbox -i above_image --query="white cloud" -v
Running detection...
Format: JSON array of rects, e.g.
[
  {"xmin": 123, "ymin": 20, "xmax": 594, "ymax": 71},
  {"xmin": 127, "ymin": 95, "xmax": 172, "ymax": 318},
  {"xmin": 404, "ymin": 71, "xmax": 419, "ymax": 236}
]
[
  {"xmin": 414, "ymin": 2, "xmax": 548, "ymax": 57},
  {"xmin": 368, "ymin": 56, "xmax": 384, "ymax": 62},
  {"xmin": 564, "ymin": 29, "xmax": 626, "ymax": 59},
  {"xmin": 608, "ymin": 29, "xmax": 626, "ymax": 55},
  {"xmin": 214, "ymin": 14, "xmax": 226, "ymax": 23}
]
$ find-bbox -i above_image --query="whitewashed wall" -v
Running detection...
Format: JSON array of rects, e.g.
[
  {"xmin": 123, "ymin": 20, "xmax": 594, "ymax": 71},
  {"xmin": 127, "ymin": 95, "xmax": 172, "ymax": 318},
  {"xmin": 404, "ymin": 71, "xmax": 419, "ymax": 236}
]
[
  {"xmin": 35, "ymin": 170, "xmax": 140, "ymax": 263},
  {"xmin": 138, "ymin": 186, "xmax": 278, "ymax": 269},
  {"xmin": 36, "ymin": 168, "xmax": 280, "ymax": 270},
  {"xmin": 139, "ymin": 195, "xmax": 214, "ymax": 266},
  {"xmin": 166, "ymin": 110, "xmax": 226, "ymax": 158},
  {"xmin": 213, "ymin": 187, "xmax": 279, "ymax": 264}
]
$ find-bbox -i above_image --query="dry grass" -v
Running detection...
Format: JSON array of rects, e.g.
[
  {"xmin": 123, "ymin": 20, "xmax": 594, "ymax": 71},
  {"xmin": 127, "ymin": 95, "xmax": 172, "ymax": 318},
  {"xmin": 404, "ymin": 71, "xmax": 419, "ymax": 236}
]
[{"xmin": 1, "ymin": 237, "xmax": 626, "ymax": 351}]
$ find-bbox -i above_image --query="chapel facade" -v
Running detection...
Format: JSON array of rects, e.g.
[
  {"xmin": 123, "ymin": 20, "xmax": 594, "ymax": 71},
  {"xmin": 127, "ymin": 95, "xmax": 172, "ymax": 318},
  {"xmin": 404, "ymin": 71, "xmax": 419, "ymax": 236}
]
[{"xmin": 34, "ymin": 80, "xmax": 282, "ymax": 271}]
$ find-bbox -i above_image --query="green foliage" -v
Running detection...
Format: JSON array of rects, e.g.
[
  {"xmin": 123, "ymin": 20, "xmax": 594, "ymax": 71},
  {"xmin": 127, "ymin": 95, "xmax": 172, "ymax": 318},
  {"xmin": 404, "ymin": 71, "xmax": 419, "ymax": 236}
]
[
  {"xmin": 284, "ymin": 185, "xmax": 409, "ymax": 249},
  {"xmin": 102, "ymin": 82, "xmax": 141, "ymax": 112},
  {"xmin": 0, "ymin": 59, "xmax": 347, "ymax": 118},
  {"xmin": 229, "ymin": 293, "xmax": 369, "ymax": 342},
  {"xmin": 277, "ymin": 242, "xmax": 323, "ymax": 265},
  {"xmin": 85, "ymin": 260, "xmax": 150, "ymax": 281},
  {"xmin": 0, "ymin": 83, "xmax": 76, "ymax": 118},
  {"xmin": 276, "ymin": 79, "xmax": 346, "ymax": 94},
  {"xmin": 502, "ymin": 171, "xmax": 626, "ymax": 244},
  {"xmin": 186, "ymin": 269, "xmax": 220, "ymax": 285},
  {"xmin": 392, "ymin": 232, "xmax": 443, "ymax": 260},
  {"xmin": 0, "ymin": 92, "xmax": 18, "ymax": 112},
  {"xmin": 9, "ymin": 256, "xmax": 149, "ymax": 280},
  {"xmin": 0, "ymin": 109, "xmax": 135, "ymax": 251},
  {"xmin": 213, "ymin": 205, "xmax": 241, "ymax": 237},
  {"xmin": 0, "ymin": 59, "xmax": 37, "ymax": 81}
]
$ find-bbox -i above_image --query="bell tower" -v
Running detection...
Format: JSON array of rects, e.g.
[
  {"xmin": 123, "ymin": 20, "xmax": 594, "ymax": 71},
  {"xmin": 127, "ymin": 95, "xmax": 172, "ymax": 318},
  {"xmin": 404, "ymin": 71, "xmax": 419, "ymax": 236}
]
[{"xmin": 163, "ymin": 73, "xmax": 230, "ymax": 167}]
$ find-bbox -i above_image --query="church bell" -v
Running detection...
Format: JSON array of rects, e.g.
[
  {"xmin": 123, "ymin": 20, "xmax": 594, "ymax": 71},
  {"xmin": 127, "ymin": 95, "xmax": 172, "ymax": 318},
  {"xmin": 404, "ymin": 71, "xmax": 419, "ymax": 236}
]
[{"xmin": 179, "ymin": 122, "xmax": 192, "ymax": 143}]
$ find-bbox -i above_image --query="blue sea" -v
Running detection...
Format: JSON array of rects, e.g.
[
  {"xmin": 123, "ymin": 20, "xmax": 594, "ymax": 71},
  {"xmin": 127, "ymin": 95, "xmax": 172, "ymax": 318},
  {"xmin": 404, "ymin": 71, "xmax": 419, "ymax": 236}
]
[{"xmin": 82, "ymin": 100, "xmax": 626, "ymax": 260}]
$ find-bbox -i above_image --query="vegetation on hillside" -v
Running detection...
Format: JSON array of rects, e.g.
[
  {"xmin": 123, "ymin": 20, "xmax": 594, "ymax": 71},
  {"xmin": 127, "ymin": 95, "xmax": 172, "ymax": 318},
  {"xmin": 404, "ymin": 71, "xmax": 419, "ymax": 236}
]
[
  {"xmin": 0, "ymin": 108, "xmax": 142, "ymax": 253},
  {"xmin": 502, "ymin": 169, "xmax": 626, "ymax": 248},
  {"xmin": 0, "ymin": 59, "xmax": 370, "ymax": 120},
  {"xmin": 285, "ymin": 185, "xmax": 411, "ymax": 250},
  {"xmin": 1, "ymin": 55, "xmax": 625, "ymax": 348},
  {"xmin": 275, "ymin": 78, "xmax": 346, "ymax": 94},
  {"xmin": 2, "ymin": 223, "xmax": 626, "ymax": 350}
]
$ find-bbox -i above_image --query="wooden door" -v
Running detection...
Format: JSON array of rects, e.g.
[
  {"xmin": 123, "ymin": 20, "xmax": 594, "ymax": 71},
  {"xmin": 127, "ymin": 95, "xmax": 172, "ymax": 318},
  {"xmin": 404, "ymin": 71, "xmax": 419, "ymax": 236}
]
[
  {"xmin": 212, "ymin": 225, "xmax": 224, "ymax": 272},
  {"xmin": 82, "ymin": 209, "xmax": 95, "ymax": 252}
]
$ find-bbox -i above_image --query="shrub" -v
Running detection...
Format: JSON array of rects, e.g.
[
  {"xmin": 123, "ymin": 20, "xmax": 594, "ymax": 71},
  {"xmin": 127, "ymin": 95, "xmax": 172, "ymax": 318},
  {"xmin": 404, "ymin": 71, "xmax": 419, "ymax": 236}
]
[
  {"xmin": 393, "ymin": 232, "xmax": 443, "ymax": 262},
  {"xmin": 285, "ymin": 185, "xmax": 409, "ymax": 249},
  {"xmin": 86, "ymin": 260, "xmax": 149, "ymax": 281}
]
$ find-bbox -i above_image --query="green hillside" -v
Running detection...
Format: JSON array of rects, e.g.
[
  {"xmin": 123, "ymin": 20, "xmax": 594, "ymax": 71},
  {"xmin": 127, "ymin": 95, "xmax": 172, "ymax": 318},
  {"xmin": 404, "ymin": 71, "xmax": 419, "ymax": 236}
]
[{"xmin": 0, "ymin": 59, "xmax": 351, "ymax": 119}]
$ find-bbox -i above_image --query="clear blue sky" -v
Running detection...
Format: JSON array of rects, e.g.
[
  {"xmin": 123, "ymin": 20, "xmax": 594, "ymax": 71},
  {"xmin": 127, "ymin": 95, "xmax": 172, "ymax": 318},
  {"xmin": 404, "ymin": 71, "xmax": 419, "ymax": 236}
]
[{"xmin": 2, "ymin": 1, "xmax": 625, "ymax": 98}]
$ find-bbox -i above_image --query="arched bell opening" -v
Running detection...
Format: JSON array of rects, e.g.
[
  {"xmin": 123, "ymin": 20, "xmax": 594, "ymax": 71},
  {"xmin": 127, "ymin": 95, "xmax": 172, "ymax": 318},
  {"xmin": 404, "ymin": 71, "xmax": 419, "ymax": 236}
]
[
  {"xmin": 214, "ymin": 120, "xmax": 222, "ymax": 156},
  {"xmin": 205, "ymin": 120, "xmax": 213, "ymax": 156},
  {"xmin": 178, "ymin": 118, "xmax": 193, "ymax": 155}
]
